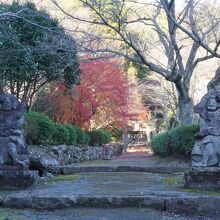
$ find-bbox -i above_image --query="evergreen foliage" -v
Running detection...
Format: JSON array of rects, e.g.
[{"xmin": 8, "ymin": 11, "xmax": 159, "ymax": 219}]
[
  {"xmin": 151, "ymin": 124, "xmax": 199, "ymax": 158},
  {"xmin": 0, "ymin": 1, "xmax": 79, "ymax": 106}
]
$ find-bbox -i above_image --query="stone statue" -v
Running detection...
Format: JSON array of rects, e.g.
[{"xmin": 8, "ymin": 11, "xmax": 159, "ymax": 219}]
[
  {"xmin": 0, "ymin": 93, "xmax": 29, "ymax": 168},
  {"xmin": 192, "ymin": 67, "xmax": 220, "ymax": 167}
]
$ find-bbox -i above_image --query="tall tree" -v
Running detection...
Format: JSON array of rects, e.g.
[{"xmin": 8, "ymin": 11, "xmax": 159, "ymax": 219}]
[
  {"xmin": 34, "ymin": 59, "xmax": 134, "ymax": 130},
  {"xmin": 52, "ymin": 0, "xmax": 220, "ymax": 124},
  {"xmin": 0, "ymin": 1, "xmax": 79, "ymax": 107}
]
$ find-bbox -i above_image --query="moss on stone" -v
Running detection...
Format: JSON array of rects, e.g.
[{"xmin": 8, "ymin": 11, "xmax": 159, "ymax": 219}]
[
  {"xmin": 162, "ymin": 176, "xmax": 183, "ymax": 185},
  {"xmin": 180, "ymin": 188, "xmax": 220, "ymax": 196},
  {"xmin": 46, "ymin": 175, "xmax": 80, "ymax": 184}
]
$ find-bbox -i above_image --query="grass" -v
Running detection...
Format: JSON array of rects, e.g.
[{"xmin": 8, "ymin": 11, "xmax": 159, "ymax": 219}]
[
  {"xmin": 162, "ymin": 176, "xmax": 183, "ymax": 185},
  {"xmin": 180, "ymin": 188, "xmax": 220, "ymax": 196},
  {"xmin": 45, "ymin": 174, "xmax": 80, "ymax": 184}
]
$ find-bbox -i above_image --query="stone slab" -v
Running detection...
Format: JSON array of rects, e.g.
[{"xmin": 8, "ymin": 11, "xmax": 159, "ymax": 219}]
[
  {"xmin": 0, "ymin": 170, "xmax": 39, "ymax": 189},
  {"xmin": 1, "ymin": 172, "xmax": 220, "ymax": 215},
  {"xmin": 185, "ymin": 169, "xmax": 220, "ymax": 190},
  {"xmin": 57, "ymin": 165, "xmax": 187, "ymax": 175},
  {"xmin": 2, "ymin": 194, "xmax": 220, "ymax": 215},
  {"xmin": 0, "ymin": 207, "xmax": 204, "ymax": 220}
]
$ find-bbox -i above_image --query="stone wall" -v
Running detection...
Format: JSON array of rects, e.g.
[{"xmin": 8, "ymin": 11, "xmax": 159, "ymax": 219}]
[{"xmin": 29, "ymin": 143, "xmax": 124, "ymax": 175}]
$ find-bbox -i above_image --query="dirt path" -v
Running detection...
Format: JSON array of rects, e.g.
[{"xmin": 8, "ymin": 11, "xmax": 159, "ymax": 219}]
[{"xmin": 113, "ymin": 141, "xmax": 153, "ymax": 160}]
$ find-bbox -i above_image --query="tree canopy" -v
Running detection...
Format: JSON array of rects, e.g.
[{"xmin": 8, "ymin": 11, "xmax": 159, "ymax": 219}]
[
  {"xmin": 51, "ymin": 0, "xmax": 220, "ymax": 125},
  {"xmin": 33, "ymin": 59, "xmax": 135, "ymax": 130},
  {"xmin": 0, "ymin": 1, "xmax": 79, "ymax": 106}
]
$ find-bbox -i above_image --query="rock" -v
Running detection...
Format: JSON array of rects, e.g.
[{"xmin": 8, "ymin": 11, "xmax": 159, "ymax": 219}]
[
  {"xmin": 27, "ymin": 143, "xmax": 125, "ymax": 174},
  {"xmin": 0, "ymin": 168, "xmax": 39, "ymax": 189},
  {"xmin": 41, "ymin": 171, "xmax": 54, "ymax": 178},
  {"xmin": 29, "ymin": 146, "xmax": 60, "ymax": 176},
  {"xmin": 112, "ymin": 143, "xmax": 124, "ymax": 156},
  {"xmin": 102, "ymin": 145, "xmax": 113, "ymax": 160},
  {"xmin": 49, "ymin": 144, "xmax": 124, "ymax": 163},
  {"xmin": 51, "ymin": 145, "xmax": 82, "ymax": 164},
  {"xmin": 185, "ymin": 168, "xmax": 220, "ymax": 190},
  {"xmin": 102, "ymin": 143, "xmax": 124, "ymax": 160}
]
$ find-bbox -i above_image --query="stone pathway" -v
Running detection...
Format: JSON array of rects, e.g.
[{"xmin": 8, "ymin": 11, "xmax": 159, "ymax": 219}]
[
  {"xmin": 0, "ymin": 142, "xmax": 220, "ymax": 219},
  {"xmin": 0, "ymin": 207, "xmax": 210, "ymax": 220}
]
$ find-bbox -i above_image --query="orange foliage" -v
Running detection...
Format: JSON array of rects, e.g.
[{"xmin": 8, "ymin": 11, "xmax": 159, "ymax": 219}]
[{"xmin": 138, "ymin": 108, "xmax": 149, "ymax": 121}]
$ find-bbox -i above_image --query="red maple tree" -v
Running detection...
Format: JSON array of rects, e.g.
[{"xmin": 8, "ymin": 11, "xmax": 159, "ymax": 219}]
[{"xmin": 49, "ymin": 59, "xmax": 135, "ymax": 130}]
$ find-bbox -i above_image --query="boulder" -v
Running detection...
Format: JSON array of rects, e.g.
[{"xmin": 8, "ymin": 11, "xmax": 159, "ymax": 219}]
[
  {"xmin": 29, "ymin": 146, "xmax": 60, "ymax": 175},
  {"xmin": 50, "ymin": 145, "xmax": 82, "ymax": 164}
]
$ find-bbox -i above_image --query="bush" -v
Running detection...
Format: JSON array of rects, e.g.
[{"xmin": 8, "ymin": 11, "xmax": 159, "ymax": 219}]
[
  {"xmin": 151, "ymin": 124, "xmax": 199, "ymax": 158},
  {"xmin": 88, "ymin": 129, "xmax": 111, "ymax": 146},
  {"xmin": 151, "ymin": 132, "xmax": 171, "ymax": 157},
  {"xmin": 74, "ymin": 126, "xmax": 89, "ymax": 145},
  {"xmin": 25, "ymin": 111, "xmax": 88, "ymax": 146},
  {"xmin": 64, "ymin": 124, "xmax": 77, "ymax": 145},
  {"xmin": 25, "ymin": 111, "xmax": 56, "ymax": 145},
  {"xmin": 169, "ymin": 124, "xmax": 199, "ymax": 156},
  {"xmin": 53, "ymin": 123, "xmax": 70, "ymax": 145},
  {"xmin": 100, "ymin": 129, "xmax": 111, "ymax": 144},
  {"xmin": 84, "ymin": 133, "xmax": 90, "ymax": 145}
]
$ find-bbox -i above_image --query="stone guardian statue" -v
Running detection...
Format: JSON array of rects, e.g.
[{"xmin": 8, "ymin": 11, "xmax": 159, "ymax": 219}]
[{"xmin": 191, "ymin": 67, "xmax": 220, "ymax": 167}]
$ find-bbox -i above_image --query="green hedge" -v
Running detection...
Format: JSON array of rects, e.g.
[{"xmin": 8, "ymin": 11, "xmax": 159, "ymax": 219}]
[
  {"xmin": 53, "ymin": 123, "xmax": 70, "ymax": 145},
  {"xmin": 73, "ymin": 125, "xmax": 89, "ymax": 145},
  {"xmin": 64, "ymin": 124, "xmax": 77, "ymax": 145},
  {"xmin": 25, "ymin": 111, "xmax": 89, "ymax": 146},
  {"xmin": 151, "ymin": 124, "xmax": 199, "ymax": 158},
  {"xmin": 88, "ymin": 129, "xmax": 111, "ymax": 146},
  {"xmin": 25, "ymin": 111, "xmax": 56, "ymax": 145}
]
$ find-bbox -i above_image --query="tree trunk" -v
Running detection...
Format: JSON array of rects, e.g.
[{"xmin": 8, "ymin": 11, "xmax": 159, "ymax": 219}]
[
  {"xmin": 178, "ymin": 97, "xmax": 195, "ymax": 124},
  {"xmin": 175, "ymin": 80, "xmax": 195, "ymax": 125}
]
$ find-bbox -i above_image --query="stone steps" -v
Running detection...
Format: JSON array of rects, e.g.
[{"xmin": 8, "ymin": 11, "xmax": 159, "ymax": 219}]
[
  {"xmin": 1, "ymin": 145, "xmax": 218, "ymax": 218},
  {"xmin": 0, "ymin": 171, "xmax": 220, "ymax": 216},
  {"xmin": 46, "ymin": 165, "xmax": 188, "ymax": 175},
  {"xmin": 1, "ymin": 193, "xmax": 220, "ymax": 215}
]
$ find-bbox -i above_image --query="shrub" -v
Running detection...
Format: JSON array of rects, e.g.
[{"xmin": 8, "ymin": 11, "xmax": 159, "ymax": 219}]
[
  {"xmin": 64, "ymin": 124, "xmax": 77, "ymax": 145},
  {"xmin": 84, "ymin": 133, "xmax": 90, "ymax": 145},
  {"xmin": 53, "ymin": 123, "xmax": 70, "ymax": 145},
  {"xmin": 151, "ymin": 124, "xmax": 199, "ymax": 158},
  {"xmin": 100, "ymin": 129, "xmax": 111, "ymax": 144},
  {"xmin": 74, "ymin": 125, "xmax": 89, "ymax": 145},
  {"xmin": 25, "ymin": 111, "xmax": 56, "ymax": 145},
  {"xmin": 151, "ymin": 132, "xmax": 171, "ymax": 157},
  {"xmin": 25, "ymin": 111, "xmax": 90, "ymax": 146},
  {"xmin": 88, "ymin": 129, "xmax": 111, "ymax": 146},
  {"xmin": 169, "ymin": 124, "xmax": 199, "ymax": 156}
]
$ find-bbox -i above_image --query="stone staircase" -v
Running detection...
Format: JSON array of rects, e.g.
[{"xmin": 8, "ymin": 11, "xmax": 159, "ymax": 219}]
[{"xmin": 0, "ymin": 142, "xmax": 219, "ymax": 219}]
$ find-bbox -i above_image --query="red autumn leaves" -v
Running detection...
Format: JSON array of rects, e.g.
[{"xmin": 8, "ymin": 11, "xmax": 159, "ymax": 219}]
[{"xmin": 49, "ymin": 59, "xmax": 135, "ymax": 130}]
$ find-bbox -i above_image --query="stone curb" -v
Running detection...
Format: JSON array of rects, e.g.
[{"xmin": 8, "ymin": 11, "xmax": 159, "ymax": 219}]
[
  {"xmin": 2, "ymin": 194, "xmax": 220, "ymax": 215},
  {"xmin": 46, "ymin": 165, "xmax": 188, "ymax": 175}
]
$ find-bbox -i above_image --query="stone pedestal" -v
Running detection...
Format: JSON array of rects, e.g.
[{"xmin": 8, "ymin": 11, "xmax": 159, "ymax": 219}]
[
  {"xmin": 185, "ymin": 168, "xmax": 220, "ymax": 190},
  {"xmin": 0, "ymin": 166, "xmax": 39, "ymax": 189}
]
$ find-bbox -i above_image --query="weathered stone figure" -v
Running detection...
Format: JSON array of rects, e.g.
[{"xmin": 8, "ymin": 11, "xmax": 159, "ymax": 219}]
[
  {"xmin": 0, "ymin": 93, "xmax": 29, "ymax": 167},
  {"xmin": 192, "ymin": 67, "xmax": 220, "ymax": 167}
]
